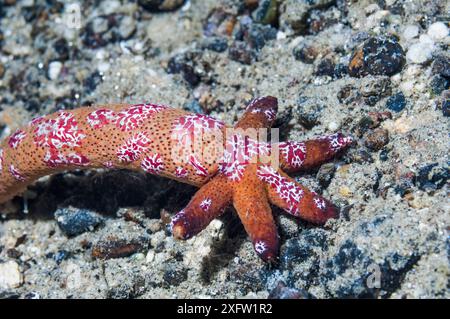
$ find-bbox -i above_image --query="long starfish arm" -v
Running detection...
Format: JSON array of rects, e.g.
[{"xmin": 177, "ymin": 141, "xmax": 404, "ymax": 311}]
[
  {"xmin": 232, "ymin": 165, "xmax": 279, "ymax": 262},
  {"xmin": 171, "ymin": 175, "xmax": 233, "ymax": 239},
  {"xmin": 257, "ymin": 165, "xmax": 338, "ymax": 224},
  {"xmin": 277, "ymin": 133, "xmax": 353, "ymax": 173}
]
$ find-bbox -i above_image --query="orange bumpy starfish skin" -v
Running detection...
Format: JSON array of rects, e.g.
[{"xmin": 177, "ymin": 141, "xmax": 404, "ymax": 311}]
[{"xmin": 0, "ymin": 97, "xmax": 352, "ymax": 262}]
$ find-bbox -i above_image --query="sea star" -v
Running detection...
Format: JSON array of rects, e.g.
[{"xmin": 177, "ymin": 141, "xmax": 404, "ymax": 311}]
[{"xmin": 0, "ymin": 97, "xmax": 352, "ymax": 262}]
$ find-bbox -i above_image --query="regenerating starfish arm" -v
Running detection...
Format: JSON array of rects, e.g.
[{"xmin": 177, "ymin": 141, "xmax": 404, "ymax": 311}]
[{"xmin": 0, "ymin": 96, "xmax": 353, "ymax": 262}]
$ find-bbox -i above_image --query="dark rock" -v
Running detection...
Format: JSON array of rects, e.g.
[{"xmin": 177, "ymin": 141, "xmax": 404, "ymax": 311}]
[
  {"xmin": 253, "ymin": 0, "xmax": 279, "ymax": 26},
  {"xmin": 345, "ymin": 149, "xmax": 374, "ymax": 164},
  {"xmin": 431, "ymin": 55, "xmax": 450, "ymax": 79},
  {"xmin": 229, "ymin": 41, "xmax": 255, "ymax": 65},
  {"xmin": 360, "ymin": 77, "xmax": 392, "ymax": 106},
  {"xmin": 24, "ymin": 99, "xmax": 40, "ymax": 113},
  {"xmin": 245, "ymin": 23, "xmax": 277, "ymax": 51},
  {"xmin": 203, "ymin": 7, "xmax": 237, "ymax": 37},
  {"xmin": 386, "ymin": 1, "xmax": 405, "ymax": 15},
  {"xmin": 82, "ymin": 16, "xmax": 111, "ymax": 48},
  {"xmin": 244, "ymin": 0, "xmax": 259, "ymax": 10},
  {"xmin": 385, "ymin": 92, "xmax": 406, "ymax": 112},
  {"xmin": 163, "ymin": 265, "xmax": 188, "ymax": 287},
  {"xmin": 23, "ymin": 292, "xmax": 40, "ymax": 299},
  {"xmin": 348, "ymin": 36, "xmax": 405, "ymax": 77},
  {"xmin": 365, "ymin": 128, "xmax": 389, "ymax": 151},
  {"xmin": 293, "ymin": 44, "xmax": 318, "ymax": 64},
  {"xmin": 53, "ymin": 250, "xmax": 70, "ymax": 265},
  {"xmin": 333, "ymin": 63, "xmax": 348, "ymax": 79},
  {"xmin": 296, "ymin": 96, "xmax": 324, "ymax": 128},
  {"xmin": 430, "ymin": 75, "xmax": 449, "ymax": 96},
  {"xmin": 82, "ymin": 14, "xmax": 136, "ymax": 49},
  {"xmin": 233, "ymin": 20, "xmax": 277, "ymax": 52},
  {"xmin": 394, "ymin": 172, "xmax": 415, "ymax": 197},
  {"xmin": 415, "ymin": 163, "xmax": 449, "ymax": 192},
  {"xmin": 315, "ymin": 58, "xmax": 335, "ymax": 77},
  {"xmin": 54, "ymin": 93, "xmax": 80, "ymax": 111},
  {"xmin": 14, "ymin": 234, "xmax": 27, "ymax": 247},
  {"xmin": 337, "ymin": 84, "xmax": 361, "ymax": 105},
  {"xmin": 307, "ymin": 8, "xmax": 339, "ymax": 35},
  {"xmin": 379, "ymin": 148, "xmax": 389, "ymax": 161},
  {"xmin": 138, "ymin": 0, "xmax": 185, "ymax": 12},
  {"xmin": 21, "ymin": 5, "xmax": 44, "ymax": 23},
  {"xmin": 53, "ymin": 38, "xmax": 70, "ymax": 61},
  {"xmin": 268, "ymin": 281, "xmax": 311, "ymax": 299},
  {"xmin": 83, "ymin": 71, "xmax": 103, "ymax": 94},
  {"xmin": 316, "ymin": 163, "xmax": 336, "ymax": 188},
  {"xmin": 442, "ymin": 98, "xmax": 449, "ymax": 117},
  {"xmin": 6, "ymin": 248, "xmax": 22, "ymax": 259},
  {"xmin": 201, "ymin": 36, "xmax": 228, "ymax": 52},
  {"xmin": 281, "ymin": 229, "xmax": 328, "ymax": 268},
  {"xmin": 167, "ymin": 50, "xmax": 209, "ymax": 86},
  {"xmin": 355, "ymin": 116, "xmax": 378, "ymax": 137},
  {"xmin": 325, "ymin": 240, "xmax": 364, "ymax": 275},
  {"xmin": 279, "ymin": 0, "xmax": 335, "ymax": 34},
  {"xmin": 0, "ymin": 291, "xmax": 20, "ymax": 299},
  {"xmin": 54, "ymin": 207, "xmax": 104, "ymax": 237},
  {"xmin": 0, "ymin": 63, "xmax": 4, "ymax": 78},
  {"xmin": 92, "ymin": 236, "xmax": 149, "ymax": 259},
  {"xmin": 322, "ymin": 222, "xmax": 421, "ymax": 298}
]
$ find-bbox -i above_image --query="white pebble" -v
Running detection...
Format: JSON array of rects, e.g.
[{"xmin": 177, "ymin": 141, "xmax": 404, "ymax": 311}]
[
  {"xmin": 0, "ymin": 261, "xmax": 23, "ymax": 289},
  {"xmin": 97, "ymin": 61, "xmax": 110, "ymax": 73},
  {"xmin": 146, "ymin": 251, "xmax": 155, "ymax": 263},
  {"xmin": 406, "ymin": 42, "xmax": 434, "ymax": 64},
  {"xmin": 48, "ymin": 61, "xmax": 63, "ymax": 80},
  {"xmin": 414, "ymin": 82, "xmax": 426, "ymax": 92},
  {"xmin": 419, "ymin": 34, "xmax": 434, "ymax": 45},
  {"xmin": 403, "ymin": 25, "xmax": 419, "ymax": 40},
  {"xmin": 328, "ymin": 121, "xmax": 340, "ymax": 131},
  {"xmin": 400, "ymin": 81, "xmax": 415, "ymax": 97},
  {"xmin": 276, "ymin": 31, "xmax": 287, "ymax": 40},
  {"xmin": 427, "ymin": 22, "xmax": 449, "ymax": 41}
]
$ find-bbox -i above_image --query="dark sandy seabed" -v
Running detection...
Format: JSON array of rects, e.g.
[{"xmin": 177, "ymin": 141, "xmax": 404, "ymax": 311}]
[{"xmin": 0, "ymin": 0, "xmax": 448, "ymax": 299}]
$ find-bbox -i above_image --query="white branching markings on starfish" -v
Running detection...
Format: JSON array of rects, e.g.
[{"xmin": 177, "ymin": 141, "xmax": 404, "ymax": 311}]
[
  {"xmin": 28, "ymin": 116, "xmax": 45, "ymax": 127},
  {"xmin": 199, "ymin": 198, "xmax": 212, "ymax": 212},
  {"xmin": 311, "ymin": 191, "xmax": 328, "ymax": 211},
  {"xmin": 171, "ymin": 114, "xmax": 224, "ymax": 166},
  {"xmin": 254, "ymin": 240, "xmax": 268, "ymax": 254},
  {"xmin": 278, "ymin": 141, "xmax": 307, "ymax": 169},
  {"xmin": 175, "ymin": 166, "xmax": 188, "ymax": 178},
  {"xmin": 8, "ymin": 130, "xmax": 27, "ymax": 149},
  {"xmin": 103, "ymin": 161, "xmax": 114, "ymax": 168},
  {"xmin": 86, "ymin": 109, "xmax": 117, "ymax": 129},
  {"xmin": 170, "ymin": 209, "xmax": 187, "ymax": 233},
  {"xmin": 117, "ymin": 132, "xmax": 151, "ymax": 163},
  {"xmin": 189, "ymin": 155, "xmax": 209, "ymax": 177},
  {"xmin": 9, "ymin": 164, "xmax": 25, "ymax": 181},
  {"xmin": 322, "ymin": 133, "xmax": 353, "ymax": 153},
  {"xmin": 115, "ymin": 103, "xmax": 167, "ymax": 131},
  {"xmin": 245, "ymin": 97, "xmax": 266, "ymax": 110},
  {"xmin": 256, "ymin": 165, "xmax": 304, "ymax": 216},
  {"xmin": 251, "ymin": 107, "xmax": 276, "ymax": 122},
  {"xmin": 219, "ymin": 130, "xmax": 271, "ymax": 181},
  {"xmin": 44, "ymin": 149, "xmax": 90, "ymax": 167},
  {"xmin": 141, "ymin": 153, "xmax": 164, "ymax": 174},
  {"xmin": 32, "ymin": 111, "xmax": 86, "ymax": 149}
]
